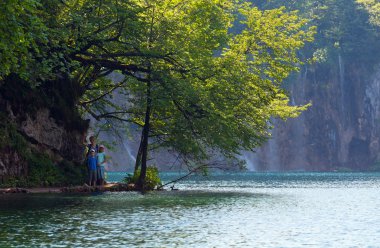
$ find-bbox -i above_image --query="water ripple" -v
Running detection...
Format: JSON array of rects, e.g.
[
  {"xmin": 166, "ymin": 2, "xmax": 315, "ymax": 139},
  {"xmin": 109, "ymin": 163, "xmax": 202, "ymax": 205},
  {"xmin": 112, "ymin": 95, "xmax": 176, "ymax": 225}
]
[{"xmin": 1, "ymin": 172, "xmax": 380, "ymax": 247}]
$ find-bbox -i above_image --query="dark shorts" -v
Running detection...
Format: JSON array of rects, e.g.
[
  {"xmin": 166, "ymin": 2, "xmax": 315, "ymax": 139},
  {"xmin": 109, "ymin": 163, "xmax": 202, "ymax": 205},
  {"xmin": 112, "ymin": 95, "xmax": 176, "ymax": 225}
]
[{"xmin": 89, "ymin": 170, "xmax": 97, "ymax": 182}]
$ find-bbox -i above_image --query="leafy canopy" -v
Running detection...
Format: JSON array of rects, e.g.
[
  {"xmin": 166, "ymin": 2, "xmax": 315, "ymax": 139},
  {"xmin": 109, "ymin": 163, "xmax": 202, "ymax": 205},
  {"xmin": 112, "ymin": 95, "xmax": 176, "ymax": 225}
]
[
  {"xmin": 73, "ymin": 1, "xmax": 314, "ymax": 165},
  {"xmin": 1, "ymin": 0, "xmax": 315, "ymax": 169},
  {"xmin": 0, "ymin": 0, "xmax": 47, "ymax": 81},
  {"xmin": 259, "ymin": 0, "xmax": 380, "ymax": 62}
]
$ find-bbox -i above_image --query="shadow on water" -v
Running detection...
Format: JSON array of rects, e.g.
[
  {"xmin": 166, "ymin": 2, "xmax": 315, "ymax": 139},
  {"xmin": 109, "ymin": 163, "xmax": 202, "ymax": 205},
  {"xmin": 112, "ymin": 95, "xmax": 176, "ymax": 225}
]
[
  {"xmin": 0, "ymin": 190, "xmax": 270, "ymax": 212},
  {"xmin": 0, "ymin": 190, "xmax": 275, "ymax": 248}
]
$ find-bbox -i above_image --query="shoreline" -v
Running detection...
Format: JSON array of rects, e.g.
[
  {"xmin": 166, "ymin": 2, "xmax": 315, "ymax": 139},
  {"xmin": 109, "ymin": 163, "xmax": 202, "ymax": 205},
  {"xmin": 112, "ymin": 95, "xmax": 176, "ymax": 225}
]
[{"xmin": 0, "ymin": 183, "xmax": 138, "ymax": 194}]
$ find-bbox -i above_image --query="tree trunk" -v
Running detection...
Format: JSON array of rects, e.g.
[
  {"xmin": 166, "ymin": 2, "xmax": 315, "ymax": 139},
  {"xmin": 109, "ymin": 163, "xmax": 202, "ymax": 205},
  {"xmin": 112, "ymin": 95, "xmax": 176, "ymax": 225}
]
[
  {"xmin": 133, "ymin": 135, "xmax": 143, "ymax": 175},
  {"xmin": 137, "ymin": 80, "xmax": 152, "ymax": 189}
]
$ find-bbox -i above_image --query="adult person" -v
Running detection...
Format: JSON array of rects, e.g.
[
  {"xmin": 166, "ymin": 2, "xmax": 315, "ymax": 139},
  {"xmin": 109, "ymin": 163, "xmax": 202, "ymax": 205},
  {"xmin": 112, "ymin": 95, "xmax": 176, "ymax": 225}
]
[
  {"xmin": 86, "ymin": 136, "xmax": 99, "ymax": 157},
  {"xmin": 84, "ymin": 136, "xmax": 99, "ymax": 185}
]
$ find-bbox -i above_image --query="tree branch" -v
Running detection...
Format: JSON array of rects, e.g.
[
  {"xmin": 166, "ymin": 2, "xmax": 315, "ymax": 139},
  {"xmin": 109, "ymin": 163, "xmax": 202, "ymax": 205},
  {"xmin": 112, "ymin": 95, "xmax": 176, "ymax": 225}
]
[
  {"xmin": 79, "ymin": 80, "xmax": 126, "ymax": 105},
  {"xmin": 73, "ymin": 55, "xmax": 150, "ymax": 73},
  {"xmin": 157, "ymin": 164, "xmax": 207, "ymax": 190}
]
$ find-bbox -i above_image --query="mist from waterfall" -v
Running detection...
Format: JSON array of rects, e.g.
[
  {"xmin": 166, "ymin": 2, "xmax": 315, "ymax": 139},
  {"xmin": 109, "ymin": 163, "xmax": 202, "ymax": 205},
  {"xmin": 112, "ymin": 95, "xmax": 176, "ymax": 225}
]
[
  {"xmin": 240, "ymin": 66, "xmax": 309, "ymax": 172},
  {"xmin": 122, "ymin": 140, "xmax": 137, "ymax": 168},
  {"xmin": 240, "ymin": 151, "xmax": 259, "ymax": 171}
]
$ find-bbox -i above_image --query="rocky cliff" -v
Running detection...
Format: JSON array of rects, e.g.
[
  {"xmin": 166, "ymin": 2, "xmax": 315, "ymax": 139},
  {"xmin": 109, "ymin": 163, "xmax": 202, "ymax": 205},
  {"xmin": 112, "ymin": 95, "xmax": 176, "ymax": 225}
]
[
  {"xmin": 0, "ymin": 76, "xmax": 88, "ymax": 185},
  {"xmin": 252, "ymin": 57, "xmax": 380, "ymax": 171},
  {"xmin": 104, "ymin": 59, "xmax": 380, "ymax": 172}
]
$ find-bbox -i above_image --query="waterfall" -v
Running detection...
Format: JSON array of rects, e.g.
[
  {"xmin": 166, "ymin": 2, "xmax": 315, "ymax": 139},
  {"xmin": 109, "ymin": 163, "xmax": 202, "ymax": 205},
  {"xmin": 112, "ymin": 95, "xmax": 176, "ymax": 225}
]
[
  {"xmin": 303, "ymin": 65, "xmax": 307, "ymax": 97},
  {"xmin": 123, "ymin": 141, "xmax": 136, "ymax": 164},
  {"xmin": 99, "ymin": 138, "xmax": 137, "ymax": 171},
  {"xmin": 291, "ymin": 95, "xmax": 296, "ymax": 106},
  {"xmin": 365, "ymin": 68, "xmax": 380, "ymax": 120},
  {"xmin": 338, "ymin": 53, "xmax": 345, "ymax": 118},
  {"xmin": 267, "ymin": 130, "xmax": 281, "ymax": 171},
  {"xmin": 292, "ymin": 68, "xmax": 307, "ymax": 170},
  {"xmin": 240, "ymin": 151, "xmax": 258, "ymax": 171},
  {"xmin": 93, "ymin": 123, "xmax": 138, "ymax": 171}
]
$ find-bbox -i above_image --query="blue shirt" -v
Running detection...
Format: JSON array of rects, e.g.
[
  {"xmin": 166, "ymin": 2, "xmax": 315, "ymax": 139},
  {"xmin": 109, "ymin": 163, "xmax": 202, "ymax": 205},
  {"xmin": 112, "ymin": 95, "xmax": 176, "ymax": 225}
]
[{"xmin": 88, "ymin": 156, "xmax": 97, "ymax": 171}]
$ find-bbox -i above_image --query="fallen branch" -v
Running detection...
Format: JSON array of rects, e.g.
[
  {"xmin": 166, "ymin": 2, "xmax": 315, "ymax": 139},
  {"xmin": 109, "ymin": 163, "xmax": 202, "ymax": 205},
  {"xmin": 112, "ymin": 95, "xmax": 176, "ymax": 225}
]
[{"xmin": 157, "ymin": 164, "xmax": 208, "ymax": 190}]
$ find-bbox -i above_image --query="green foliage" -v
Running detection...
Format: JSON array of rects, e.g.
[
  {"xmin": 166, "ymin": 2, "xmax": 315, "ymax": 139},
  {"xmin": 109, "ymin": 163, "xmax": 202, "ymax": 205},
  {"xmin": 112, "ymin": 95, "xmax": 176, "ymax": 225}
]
[
  {"xmin": 62, "ymin": 1, "xmax": 314, "ymax": 181},
  {"xmin": 0, "ymin": 0, "xmax": 44, "ymax": 80},
  {"xmin": 78, "ymin": 1, "xmax": 314, "ymax": 162},
  {"xmin": 0, "ymin": 113, "xmax": 86, "ymax": 187},
  {"xmin": 0, "ymin": 177, "xmax": 30, "ymax": 188},
  {"xmin": 1, "ymin": 0, "xmax": 316, "ymax": 187},
  {"xmin": 0, "ymin": 0, "xmax": 69, "ymax": 83},
  {"xmin": 124, "ymin": 166, "xmax": 162, "ymax": 190},
  {"xmin": 0, "ymin": 122, "xmax": 28, "ymax": 153},
  {"xmin": 312, "ymin": 48, "xmax": 329, "ymax": 64},
  {"xmin": 57, "ymin": 160, "xmax": 87, "ymax": 186},
  {"xmin": 357, "ymin": 0, "xmax": 380, "ymax": 26},
  {"xmin": 261, "ymin": 0, "xmax": 380, "ymax": 62},
  {"xmin": 1, "ymin": 154, "xmax": 87, "ymax": 187},
  {"xmin": 27, "ymin": 153, "xmax": 64, "ymax": 186}
]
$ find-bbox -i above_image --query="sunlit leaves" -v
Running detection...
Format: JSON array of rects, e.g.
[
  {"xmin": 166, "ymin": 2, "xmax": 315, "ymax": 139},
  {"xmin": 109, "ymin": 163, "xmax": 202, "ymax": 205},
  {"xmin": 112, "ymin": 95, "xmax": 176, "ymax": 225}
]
[
  {"xmin": 357, "ymin": 0, "xmax": 380, "ymax": 26},
  {"xmin": 0, "ymin": 0, "xmax": 315, "ymax": 167},
  {"xmin": 102, "ymin": 1, "xmax": 315, "ymax": 162}
]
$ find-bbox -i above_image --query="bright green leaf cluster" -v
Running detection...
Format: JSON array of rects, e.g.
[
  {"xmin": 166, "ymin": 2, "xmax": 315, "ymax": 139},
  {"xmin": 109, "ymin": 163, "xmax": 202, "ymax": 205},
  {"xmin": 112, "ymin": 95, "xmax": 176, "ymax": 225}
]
[{"xmin": 357, "ymin": 0, "xmax": 380, "ymax": 26}]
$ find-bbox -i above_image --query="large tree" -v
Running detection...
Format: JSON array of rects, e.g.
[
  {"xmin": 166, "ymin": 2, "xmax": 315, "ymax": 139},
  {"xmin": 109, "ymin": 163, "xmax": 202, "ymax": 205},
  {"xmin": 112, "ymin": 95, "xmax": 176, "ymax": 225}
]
[
  {"xmin": 1, "ymin": 0, "xmax": 315, "ymax": 189},
  {"xmin": 69, "ymin": 1, "xmax": 314, "ymax": 189}
]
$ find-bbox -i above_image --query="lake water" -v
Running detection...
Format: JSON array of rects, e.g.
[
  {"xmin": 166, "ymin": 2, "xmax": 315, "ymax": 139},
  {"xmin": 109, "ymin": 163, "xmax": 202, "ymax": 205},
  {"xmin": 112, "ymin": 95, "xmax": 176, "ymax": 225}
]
[{"xmin": 1, "ymin": 172, "xmax": 380, "ymax": 247}]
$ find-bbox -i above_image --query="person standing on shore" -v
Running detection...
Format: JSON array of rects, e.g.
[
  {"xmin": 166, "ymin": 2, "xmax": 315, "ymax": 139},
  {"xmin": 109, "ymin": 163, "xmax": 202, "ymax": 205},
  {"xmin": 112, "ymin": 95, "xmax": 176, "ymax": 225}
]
[
  {"xmin": 87, "ymin": 149, "xmax": 97, "ymax": 186},
  {"xmin": 84, "ymin": 136, "xmax": 99, "ymax": 185},
  {"xmin": 86, "ymin": 136, "xmax": 99, "ymax": 157},
  {"xmin": 96, "ymin": 145, "xmax": 107, "ymax": 186}
]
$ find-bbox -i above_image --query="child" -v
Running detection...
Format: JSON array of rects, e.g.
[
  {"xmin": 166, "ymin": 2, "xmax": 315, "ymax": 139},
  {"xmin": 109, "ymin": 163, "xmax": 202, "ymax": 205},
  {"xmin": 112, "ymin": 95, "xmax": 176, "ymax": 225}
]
[
  {"xmin": 87, "ymin": 149, "xmax": 97, "ymax": 186},
  {"xmin": 96, "ymin": 145, "xmax": 107, "ymax": 186}
]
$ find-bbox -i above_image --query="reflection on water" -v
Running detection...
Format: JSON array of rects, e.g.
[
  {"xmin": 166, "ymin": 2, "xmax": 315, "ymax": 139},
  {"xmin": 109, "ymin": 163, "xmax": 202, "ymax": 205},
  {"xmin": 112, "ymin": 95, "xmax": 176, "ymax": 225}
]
[{"xmin": 1, "ymin": 172, "xmax": 380, "ymax": 247}]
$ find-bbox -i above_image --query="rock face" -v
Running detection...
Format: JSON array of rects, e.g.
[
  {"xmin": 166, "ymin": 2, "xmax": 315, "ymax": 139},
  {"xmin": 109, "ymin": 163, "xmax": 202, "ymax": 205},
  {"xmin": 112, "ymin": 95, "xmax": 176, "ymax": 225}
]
[
  {"xmin": 0, "ymin": 106, "xmax": 86, "ymax": 181},
  {"xmin": 0, "ymin": 77, "xmax": 88, "ymax": 182},
  {"xmin": 253, "ymin": 58, "xmax": 380, "ymax": 171},
  {"xmin": 0, "ymin": 148, "xmax": 27, "ymax": 179},
  {"xmin": 20, "ymin": 109, "xmax": 85, "ymax": 163}
]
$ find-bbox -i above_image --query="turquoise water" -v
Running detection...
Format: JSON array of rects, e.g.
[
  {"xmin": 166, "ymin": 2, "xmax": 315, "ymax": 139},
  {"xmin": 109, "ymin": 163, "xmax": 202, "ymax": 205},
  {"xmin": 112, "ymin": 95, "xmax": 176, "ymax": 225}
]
[{"xmin": 1, "ymin": 172, "xmax": 380, "ymax": 247}]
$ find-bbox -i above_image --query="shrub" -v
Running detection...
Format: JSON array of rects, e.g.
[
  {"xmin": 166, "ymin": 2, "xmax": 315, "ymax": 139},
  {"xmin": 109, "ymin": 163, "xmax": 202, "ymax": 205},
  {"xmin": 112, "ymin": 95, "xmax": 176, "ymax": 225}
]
[
  {"xmin": 0, "ymin": 122, "xmax": 28, "ymax": 152},
  {"xmin": 58, "ymin": 160, "xmax": 87, "ymax": 186},
  {"xmin": 124, "ymin": 166, "xmax": 162, "ymax": 190},
  {"xmin": 0, "ymin": 156, "xmax": 87, "ymax": 188},
  {"xmin": 27, "ymin": 153, "xmax": 64, "ymax": 186},
  {"xmin": 26, "ymin": 154, "xmax": 86, "ymax": 187},
  {"xmin": 0, "ymin": 177, "xmax": 30, "ymax": 188}
]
